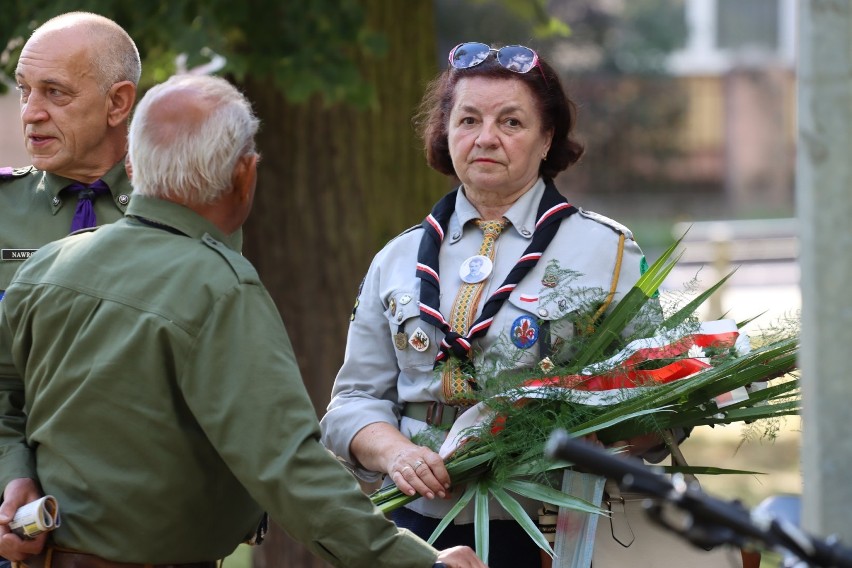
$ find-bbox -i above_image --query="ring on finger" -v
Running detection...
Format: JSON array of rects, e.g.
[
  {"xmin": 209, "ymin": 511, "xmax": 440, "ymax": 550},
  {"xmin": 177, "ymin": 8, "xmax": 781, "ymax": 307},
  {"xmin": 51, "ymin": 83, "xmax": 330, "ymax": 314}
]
[
  {"xmin": 400, "ymin": 465, "xmax": 412, "ymax": 473},
  {"xmin": 413, "ymin": 460, "xmax": 424, "ymax": 469}
]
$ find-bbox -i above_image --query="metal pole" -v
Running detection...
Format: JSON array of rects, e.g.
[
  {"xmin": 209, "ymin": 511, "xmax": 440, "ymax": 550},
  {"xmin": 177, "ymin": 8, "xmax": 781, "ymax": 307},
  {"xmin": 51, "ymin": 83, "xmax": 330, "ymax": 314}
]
[{"xmin": 797, "ymin": 0, "xmax": 852, "ymax": 543}]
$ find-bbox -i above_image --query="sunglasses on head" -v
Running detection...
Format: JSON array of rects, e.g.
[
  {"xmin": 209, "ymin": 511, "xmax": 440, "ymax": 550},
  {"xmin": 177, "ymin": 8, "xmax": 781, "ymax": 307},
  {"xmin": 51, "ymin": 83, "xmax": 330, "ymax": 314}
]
[{"xmin": 448, "ymin": 42, "xmax": 541, "ymax": 75}]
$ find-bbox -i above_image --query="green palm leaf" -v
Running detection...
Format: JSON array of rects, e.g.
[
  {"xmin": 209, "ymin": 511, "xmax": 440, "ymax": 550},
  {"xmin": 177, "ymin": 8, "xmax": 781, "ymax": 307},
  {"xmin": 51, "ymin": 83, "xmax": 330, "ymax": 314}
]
[
  {"xmin": 568, "ymin": 406, "xmax": 672, "ymax": 438},
  {"xmin": 661, "ymin": 268, "xmax": 738, "ymax": 330},
  {"xmin": 505, "ymin": 459, "xmax": 573, "ymax": 477},
  {"xmin": 571, "ymin": 240, "xmax": 684, "ymax": 368},
  {"xmin": 474, "ymin": 483, "xmax": 490, "ymax": 563},
  {"xmin": 426, "ymin": 483, "xmax": 478, "ymax": 545},
  {"xmin": 502, "ymin": 479, "xmax": 603, "ymax": 514},
  {"xmin": 662, "ymin": 466, "xmax": 763, "ymax": 476},
  {"xmin": 490, "ymin": 486, "xmax": 557, "ymax": 557}
]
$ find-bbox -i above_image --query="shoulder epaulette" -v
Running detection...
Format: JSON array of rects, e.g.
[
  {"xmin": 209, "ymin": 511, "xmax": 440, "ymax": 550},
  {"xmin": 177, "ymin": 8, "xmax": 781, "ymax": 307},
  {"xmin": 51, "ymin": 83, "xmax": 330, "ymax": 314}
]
[
  {"xmin": 201, "ymin": 233, "xmax": 260, "ymax": 284},
  {"xmin": 398, "ymin": 224, "xmax": 422, "ymax": 237},
  {"xmin": 383, "ymin": 223, "xmax": 422, "ymax": 246},
  {"xmin": 578, "ymin": 208, "xmax": 634, "ymax": 240},
  {"xmin": 0, "ymin": 165, "xmax": 35, "ymax": 180}
]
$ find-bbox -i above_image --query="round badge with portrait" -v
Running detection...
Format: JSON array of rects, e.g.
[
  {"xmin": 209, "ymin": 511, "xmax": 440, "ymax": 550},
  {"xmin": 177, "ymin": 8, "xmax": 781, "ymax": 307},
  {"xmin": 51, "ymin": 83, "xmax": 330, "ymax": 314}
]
[{"xmin": 459, "ymin": 255, "xmax": 493, "ymax": 284}]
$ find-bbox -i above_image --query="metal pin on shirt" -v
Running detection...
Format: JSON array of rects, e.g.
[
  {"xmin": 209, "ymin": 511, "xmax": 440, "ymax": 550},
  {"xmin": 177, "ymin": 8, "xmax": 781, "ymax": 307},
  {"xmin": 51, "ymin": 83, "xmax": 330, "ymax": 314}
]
[
  {"xmin": 394, "ymin": 331, "xmax": 408, "ymax": 350},
  {"xmin": 408, "ymin": 327, "xmax": 430, "ymax": 352}
]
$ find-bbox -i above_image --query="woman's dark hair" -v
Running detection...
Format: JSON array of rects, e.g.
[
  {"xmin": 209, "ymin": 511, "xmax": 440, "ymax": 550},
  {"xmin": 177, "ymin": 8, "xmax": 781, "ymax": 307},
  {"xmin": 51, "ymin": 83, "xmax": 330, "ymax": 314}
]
[{"xmin": 415, "ymin": 51, "xmax": 584, "ymax": 180}]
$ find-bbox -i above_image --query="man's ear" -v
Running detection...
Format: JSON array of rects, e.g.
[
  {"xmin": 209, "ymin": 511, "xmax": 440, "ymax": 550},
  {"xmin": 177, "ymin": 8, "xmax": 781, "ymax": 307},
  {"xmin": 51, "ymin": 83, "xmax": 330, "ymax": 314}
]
[
  {"xmin": 107, "ymin": 81, "xmax": 137, "ymax": 127},
  {"xmin": 232, "ymin": 153, "xmax": 258, "ymax": 202}
]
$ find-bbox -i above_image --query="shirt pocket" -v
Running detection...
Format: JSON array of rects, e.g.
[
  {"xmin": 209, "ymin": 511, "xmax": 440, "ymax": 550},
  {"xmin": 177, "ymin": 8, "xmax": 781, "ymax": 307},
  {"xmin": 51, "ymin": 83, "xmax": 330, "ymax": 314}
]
[
  {"xmin": 383, "ymin": 289, "xmax": 438, "ymax": 371},
  {"xmin": 505, "ymin": 288, "xmax": 585, "ymax": 365}
]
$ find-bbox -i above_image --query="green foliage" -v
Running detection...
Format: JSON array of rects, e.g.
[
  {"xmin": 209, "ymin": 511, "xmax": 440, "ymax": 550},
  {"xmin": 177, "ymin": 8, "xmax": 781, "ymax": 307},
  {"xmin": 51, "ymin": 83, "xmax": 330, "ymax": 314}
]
[
  {"xmin": 1, "ymin": 0, "xmax": 569, "ymax": 102},
  {"xmin": 547, "ymin": 0, "xmax": 687, "ymax": 74},
  {"xmin": 0, "ymin": 0, "xmax": 384, "ymax": 104},
  {"xmin": 434, "ymin": 0, "xmax": 685, "ymax": 75},
  {"xmin": 617, "ymin": 0, "xmax": 689, "ymax": 71},
  {"xmin": 434, "ymin": 0, "xmax": 570, "ymax": 61},
  {"xmin": 486, "ymin": 0, "xmax": 570, "ymax": 38}
]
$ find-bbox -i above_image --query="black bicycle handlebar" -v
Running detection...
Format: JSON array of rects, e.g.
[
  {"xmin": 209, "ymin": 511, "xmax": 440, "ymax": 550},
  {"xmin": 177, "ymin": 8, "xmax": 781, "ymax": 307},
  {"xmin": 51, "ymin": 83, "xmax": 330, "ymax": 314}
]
[{"xmin": 545, "ymin": 429, "xmax": 852, "ymax": 568}]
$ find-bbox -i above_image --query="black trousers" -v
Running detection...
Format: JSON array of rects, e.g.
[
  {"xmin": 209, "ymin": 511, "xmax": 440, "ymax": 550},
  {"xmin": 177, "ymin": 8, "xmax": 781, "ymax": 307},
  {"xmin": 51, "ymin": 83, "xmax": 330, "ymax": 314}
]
[{"xmin": 391, "ymin": 506, "xmax": 541, "ymax": 568}]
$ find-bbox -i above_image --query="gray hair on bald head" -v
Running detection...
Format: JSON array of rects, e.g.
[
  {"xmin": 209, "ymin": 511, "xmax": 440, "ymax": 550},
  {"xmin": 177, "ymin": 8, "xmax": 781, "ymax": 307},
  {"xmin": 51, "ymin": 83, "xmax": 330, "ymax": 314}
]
[
  {"xmin": 32, "ymin": 12, "xmax": 141, "ymax": 92},
  {"xmin": 129, "ymin": 74, "xmax": 260, "ymax": 206}
]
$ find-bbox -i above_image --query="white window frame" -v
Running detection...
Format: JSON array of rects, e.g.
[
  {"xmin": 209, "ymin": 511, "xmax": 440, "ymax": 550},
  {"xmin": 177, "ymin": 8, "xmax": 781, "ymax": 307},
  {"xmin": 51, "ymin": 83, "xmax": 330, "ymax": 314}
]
[{"xmin": 667, "ymin": 0, "xmax": 796, "ymax": 75}]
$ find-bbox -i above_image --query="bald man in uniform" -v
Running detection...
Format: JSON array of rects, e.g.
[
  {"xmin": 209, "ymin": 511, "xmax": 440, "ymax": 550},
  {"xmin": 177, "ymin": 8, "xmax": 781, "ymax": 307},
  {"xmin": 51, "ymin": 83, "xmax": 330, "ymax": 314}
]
[
  {"xmin": 0, "ymin": 12, "xmax": 139, "ymax": 300},
  {"xmin": 0, "ymin": 14, "xmax": 138, "ymax": 568}
]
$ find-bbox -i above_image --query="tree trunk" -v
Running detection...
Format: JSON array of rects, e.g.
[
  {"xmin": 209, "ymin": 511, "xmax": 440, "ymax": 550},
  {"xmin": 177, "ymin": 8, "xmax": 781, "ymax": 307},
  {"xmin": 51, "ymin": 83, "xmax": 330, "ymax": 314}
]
[{"xmin": 244, "ymin": 1, "xmax": 445, "ymax": 566}]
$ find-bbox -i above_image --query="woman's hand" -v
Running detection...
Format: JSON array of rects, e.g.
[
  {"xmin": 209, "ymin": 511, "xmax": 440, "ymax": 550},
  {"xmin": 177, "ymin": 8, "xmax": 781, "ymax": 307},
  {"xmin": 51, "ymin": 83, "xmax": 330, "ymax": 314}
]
[
  {"xmin": 350, "ymin": 422, "xmax": 451, "ymax": 500},
  {"xmin": 387, "ymin": 446, "xmax": 449, "ymax": 500}
]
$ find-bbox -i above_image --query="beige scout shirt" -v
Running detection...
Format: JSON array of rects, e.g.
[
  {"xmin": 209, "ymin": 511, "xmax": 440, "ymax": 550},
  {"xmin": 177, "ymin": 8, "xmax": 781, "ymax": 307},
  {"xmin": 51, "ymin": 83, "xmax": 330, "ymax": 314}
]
[{"xmin": 321, "ymin": 178, "xmax": 646, "ymax": 522}]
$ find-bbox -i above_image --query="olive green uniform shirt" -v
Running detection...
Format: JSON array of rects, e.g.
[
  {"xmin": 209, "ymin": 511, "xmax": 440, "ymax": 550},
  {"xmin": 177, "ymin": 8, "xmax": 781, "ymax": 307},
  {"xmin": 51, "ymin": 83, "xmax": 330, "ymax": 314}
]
[
  {"xmin": 0, "ymin": 195, "xmax": 437, "ymax": 567},
  {"xmin": 0, "ymin": 160, "xmax": 132, "ymax": 297}
]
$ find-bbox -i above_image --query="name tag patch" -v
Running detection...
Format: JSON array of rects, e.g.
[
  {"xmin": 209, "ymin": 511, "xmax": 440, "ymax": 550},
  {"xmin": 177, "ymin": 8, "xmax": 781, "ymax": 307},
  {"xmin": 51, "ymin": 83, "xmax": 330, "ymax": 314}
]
[{"xmin": 1, "ymin": 249, "xmax": 37, "ymax": 261}]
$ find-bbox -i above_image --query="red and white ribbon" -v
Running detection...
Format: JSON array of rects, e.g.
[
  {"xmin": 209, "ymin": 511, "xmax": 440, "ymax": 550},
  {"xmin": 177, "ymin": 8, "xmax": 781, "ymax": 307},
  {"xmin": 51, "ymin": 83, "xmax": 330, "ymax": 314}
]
[{"xmin": 439, "ymin": 319, "xmax": 746, "ymax": 458}]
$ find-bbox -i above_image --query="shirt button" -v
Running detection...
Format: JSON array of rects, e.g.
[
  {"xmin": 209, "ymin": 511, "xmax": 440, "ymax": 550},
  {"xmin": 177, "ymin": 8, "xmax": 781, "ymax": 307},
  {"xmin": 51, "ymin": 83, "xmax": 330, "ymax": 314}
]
[
  {"xmin": 520, "ymin": 228, "xmax": 531, "ymax": 237},
  {"xmin": 400, "ymin": 294, "xmax": 412, "ymax": 305},
  {"xmin": 52, "ymin": 197, "xmax": 61, "ymax": 206},
  {"xmin": 118, "ymin": 194, "xmax": 130, "ymax": 205},
  {"xmin": 538, "ymin": 308, "xmax": 549, "ymax": 317},
  {"xmin": 396, "ymin": 312, "xmax": 404, "ymax": 322},
  {"xmin": 452, "ymin": 232, "xmax": 461, "ymax": 240}
]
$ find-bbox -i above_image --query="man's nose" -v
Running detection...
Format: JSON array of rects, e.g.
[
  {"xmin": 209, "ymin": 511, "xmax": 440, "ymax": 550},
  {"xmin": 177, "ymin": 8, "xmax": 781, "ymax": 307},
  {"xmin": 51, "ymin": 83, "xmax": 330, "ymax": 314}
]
[{"xmin": 21, "ymin": 92, "xmax": 49, "ymax": 124}]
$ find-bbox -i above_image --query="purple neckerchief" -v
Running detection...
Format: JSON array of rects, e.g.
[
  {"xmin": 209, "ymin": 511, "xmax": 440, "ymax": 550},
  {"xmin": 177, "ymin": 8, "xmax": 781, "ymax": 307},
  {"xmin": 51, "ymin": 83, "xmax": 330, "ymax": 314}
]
[{"xmin": 64, "ymin": 179, "xmax": 111, "ymax": 232}]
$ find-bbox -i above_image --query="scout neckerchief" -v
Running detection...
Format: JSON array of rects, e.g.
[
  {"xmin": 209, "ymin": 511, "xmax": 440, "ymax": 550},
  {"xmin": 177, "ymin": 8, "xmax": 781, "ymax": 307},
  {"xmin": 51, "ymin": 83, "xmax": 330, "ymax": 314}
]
[
  {"xmin": 416, "ymin": 177, "xmax": 578, "ymax": 384},
  {"xmin": 63, "ymin": 179, "xmax": 111, "ymax": 232}
]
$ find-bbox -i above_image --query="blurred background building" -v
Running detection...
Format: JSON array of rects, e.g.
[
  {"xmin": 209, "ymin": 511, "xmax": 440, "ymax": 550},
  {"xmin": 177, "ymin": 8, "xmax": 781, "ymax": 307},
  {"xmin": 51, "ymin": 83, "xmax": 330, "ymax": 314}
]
[
  {"xmin": 667, "ymin": 0, "xmax": 797, "ymax": 219},
  {"xmin": 0, "ymin": 88, "xmax": 28, "ymax": 167}
]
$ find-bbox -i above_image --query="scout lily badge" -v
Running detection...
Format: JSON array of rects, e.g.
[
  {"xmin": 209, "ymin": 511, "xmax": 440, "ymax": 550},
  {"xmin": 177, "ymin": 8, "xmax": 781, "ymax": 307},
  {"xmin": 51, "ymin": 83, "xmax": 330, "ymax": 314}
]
[{"xmin": 511, "ymin": 315, "xmax": 539, "ymax": 349}]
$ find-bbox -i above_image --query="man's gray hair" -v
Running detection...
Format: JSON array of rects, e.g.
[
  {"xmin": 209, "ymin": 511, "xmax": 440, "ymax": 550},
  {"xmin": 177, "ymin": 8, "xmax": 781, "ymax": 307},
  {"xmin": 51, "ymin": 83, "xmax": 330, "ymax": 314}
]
[
  {"xmin": 129, "ymin": 75, "xmax": 260, "ymax": 206},
  {"xmin": 32, "ymin": 12, "xmax": 141, "ymax": 91}
]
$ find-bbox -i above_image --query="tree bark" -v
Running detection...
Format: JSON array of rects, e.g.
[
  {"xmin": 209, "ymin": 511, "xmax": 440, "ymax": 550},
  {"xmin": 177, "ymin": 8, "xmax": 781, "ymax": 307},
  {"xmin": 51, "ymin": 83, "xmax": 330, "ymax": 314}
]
[{"xmin": 245, "ymin": 1, "xmax": 446, "ymax": 566}]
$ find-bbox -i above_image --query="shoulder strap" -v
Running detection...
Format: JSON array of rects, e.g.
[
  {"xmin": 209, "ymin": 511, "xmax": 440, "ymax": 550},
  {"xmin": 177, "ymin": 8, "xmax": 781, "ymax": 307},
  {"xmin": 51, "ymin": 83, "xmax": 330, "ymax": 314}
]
[
  {"xmin": 0, "ymin": 166, "xmax": 35, "ymax": 180},
  {"xmin": 201, "ymin": 233, "xmax": 259, "ymax": 284},
  {"xmin": 578, "ymin": 208, "xmax": 634, "ymax": 240}
]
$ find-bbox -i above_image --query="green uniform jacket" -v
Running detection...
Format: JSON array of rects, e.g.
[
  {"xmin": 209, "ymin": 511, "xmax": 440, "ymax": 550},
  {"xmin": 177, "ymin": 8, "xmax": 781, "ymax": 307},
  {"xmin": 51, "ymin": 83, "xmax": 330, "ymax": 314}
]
[
  {"xmin": 0, "ymin": 195, "xmax": 437, "ymax": 567},
  {"xmin": 0, "ymin": 160, "xmax": 132, "ymax": 296}
]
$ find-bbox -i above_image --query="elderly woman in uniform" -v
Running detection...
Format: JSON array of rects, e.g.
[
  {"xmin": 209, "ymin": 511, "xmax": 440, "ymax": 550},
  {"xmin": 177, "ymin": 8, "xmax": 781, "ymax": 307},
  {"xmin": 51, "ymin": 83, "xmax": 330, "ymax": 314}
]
[{"xmin": 321, "ymin": 43, "xmax": 669, "ymax": 567}]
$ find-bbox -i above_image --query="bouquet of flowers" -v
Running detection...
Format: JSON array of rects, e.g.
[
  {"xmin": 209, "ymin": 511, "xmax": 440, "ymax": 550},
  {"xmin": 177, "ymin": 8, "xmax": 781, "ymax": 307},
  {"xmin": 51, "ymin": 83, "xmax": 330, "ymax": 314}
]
[{"xmin": 370, "ymin": 236, "xmax": 800, "ymax": 561}]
